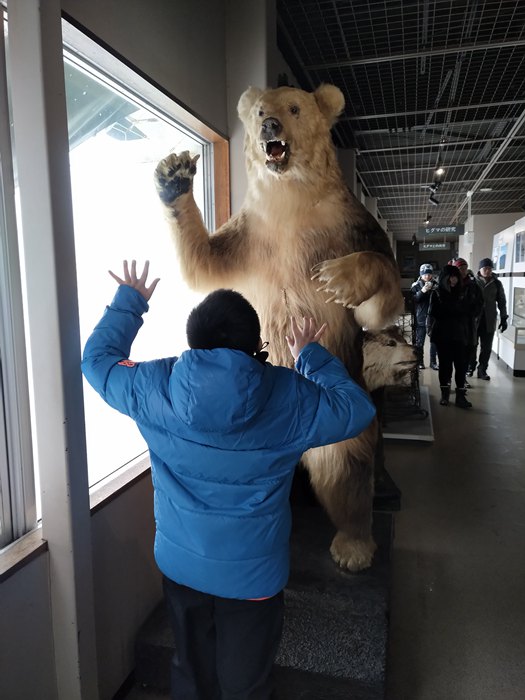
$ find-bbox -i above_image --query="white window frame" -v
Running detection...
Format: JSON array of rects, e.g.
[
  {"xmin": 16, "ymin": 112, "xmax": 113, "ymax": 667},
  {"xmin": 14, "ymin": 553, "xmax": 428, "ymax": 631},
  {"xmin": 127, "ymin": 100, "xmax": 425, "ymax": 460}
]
[{"xmin": 0, "ymin": 9, "xmax": 36, "ymax": 549}]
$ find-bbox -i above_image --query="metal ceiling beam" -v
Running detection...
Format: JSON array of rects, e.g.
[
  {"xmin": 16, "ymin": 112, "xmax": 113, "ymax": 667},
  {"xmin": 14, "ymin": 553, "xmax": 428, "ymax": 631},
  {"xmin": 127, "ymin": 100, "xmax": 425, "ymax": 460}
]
[
  {"xmin": 359, "ymin": 159, "xmax": 525, "ymax": 174},
  {"xmin": 370, "ymin": 176, "xmax": 525, "ymax": 191},
  {"xmin": 450, "ymin": 106, "xmax": 525, "ymax": 220},
  {"xmin": 306, "ymin": 39, "xmax": 525, "ymax": 69},
  {"xmin": 343, "ymin": 100, "xmax": 525, "ymax": 122},
  {"xmin": 353, "ymin": 118, "xmax": 517, "ymax": 136},
  {"xmin": 357, "ymin": 135, "xmax": 525, "ymax": 153}
]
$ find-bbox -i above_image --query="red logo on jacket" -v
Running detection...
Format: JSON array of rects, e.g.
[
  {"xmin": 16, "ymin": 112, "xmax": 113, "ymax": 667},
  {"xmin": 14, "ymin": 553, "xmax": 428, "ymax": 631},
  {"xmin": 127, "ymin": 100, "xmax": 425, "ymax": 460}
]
[{"xmin": 118, "ymin": 359, "xmax": 136, "ymax": 367}]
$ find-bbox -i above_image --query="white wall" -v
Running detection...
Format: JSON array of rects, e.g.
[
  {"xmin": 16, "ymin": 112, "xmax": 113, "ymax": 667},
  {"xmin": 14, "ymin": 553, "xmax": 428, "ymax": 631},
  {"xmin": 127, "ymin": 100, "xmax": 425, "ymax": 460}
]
[
  {"xmin": 91, "ymin": 477, "xmax": 161, "ymax": 699},
  {"xmin": 0, "ymin": 556, "xmax": 56, "ymax": 700},
  {"xmin": 61, "ymin": 0, "xmax": 229, "ymax": 136},
  {"xmin": 458, "ymin": 212, "xmax": 522, "ymax": 272}
]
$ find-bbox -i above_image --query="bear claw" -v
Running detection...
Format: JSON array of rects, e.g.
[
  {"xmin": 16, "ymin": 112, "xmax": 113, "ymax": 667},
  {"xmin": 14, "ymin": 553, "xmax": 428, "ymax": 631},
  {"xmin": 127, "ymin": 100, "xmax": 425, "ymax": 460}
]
[{"xmin": 154, "ymin": 151, "xmax": 200, "ymax": 205}]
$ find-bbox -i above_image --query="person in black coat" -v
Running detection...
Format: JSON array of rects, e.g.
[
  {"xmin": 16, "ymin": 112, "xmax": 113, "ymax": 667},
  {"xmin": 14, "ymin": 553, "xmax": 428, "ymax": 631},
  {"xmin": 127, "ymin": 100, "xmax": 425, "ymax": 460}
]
[
  {"xmin": 450, "ymin": 258, "xmax": 484, "ymax": 382},
  {"xmin": 411, "ymin": 263, "xmax": 439, "ymax": 370},
  {"xmin": 427, "ymin": 265, "xmax": 475, "ymax": 409}
]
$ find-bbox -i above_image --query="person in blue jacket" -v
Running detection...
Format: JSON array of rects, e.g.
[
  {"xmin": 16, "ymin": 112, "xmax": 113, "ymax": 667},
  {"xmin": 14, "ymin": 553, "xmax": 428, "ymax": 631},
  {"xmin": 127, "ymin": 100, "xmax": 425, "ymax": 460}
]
[{"xmin": 82, "ymin": 260, "xmax": 376, "ymax": 700}]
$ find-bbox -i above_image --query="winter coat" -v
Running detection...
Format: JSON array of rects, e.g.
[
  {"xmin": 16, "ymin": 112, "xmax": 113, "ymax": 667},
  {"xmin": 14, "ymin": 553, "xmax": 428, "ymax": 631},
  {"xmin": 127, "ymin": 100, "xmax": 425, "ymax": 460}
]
[
  {"xmin": 81, "ymin": 284, "xmax": 376, "ymax": 600},
  {"xmin": 475, "ymin": 273, "xmax": 508, "ymax": 334},
  {"xmin": 427, "ymin": 266, "xmax": 474, "ymax": 346},
  {"xmin": 462, "ymin": 273, "xmax": 485, "ymax": 345},
  {"xmin": 411, "ymin": 277, "xmax": 438, "ymax": 326}
]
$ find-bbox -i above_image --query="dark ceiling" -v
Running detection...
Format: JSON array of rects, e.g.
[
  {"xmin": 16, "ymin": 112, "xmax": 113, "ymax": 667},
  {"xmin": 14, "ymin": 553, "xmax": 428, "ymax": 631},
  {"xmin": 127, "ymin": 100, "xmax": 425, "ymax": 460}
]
[{"xmin": 276, "ymin": 0, "xmax": 525, "ymax": 242}]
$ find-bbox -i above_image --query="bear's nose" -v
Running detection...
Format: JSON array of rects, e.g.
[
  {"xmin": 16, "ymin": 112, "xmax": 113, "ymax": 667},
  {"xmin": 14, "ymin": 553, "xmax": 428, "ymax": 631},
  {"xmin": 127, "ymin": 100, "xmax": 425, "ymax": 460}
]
[{"xmin": 261, "ymin": 117, "xmax": 282, "ymax": 140}]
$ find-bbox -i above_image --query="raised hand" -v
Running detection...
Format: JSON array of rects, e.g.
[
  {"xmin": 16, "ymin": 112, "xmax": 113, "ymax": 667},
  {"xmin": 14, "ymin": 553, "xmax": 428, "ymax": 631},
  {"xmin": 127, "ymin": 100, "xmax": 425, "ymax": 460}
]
[
  {"xmin": 286, "ymin": 316, "xmax": 327, "ymax": 361},
  {"xmin": 109, "ymin": 260, "xmax": 160, "ymax": 302}
]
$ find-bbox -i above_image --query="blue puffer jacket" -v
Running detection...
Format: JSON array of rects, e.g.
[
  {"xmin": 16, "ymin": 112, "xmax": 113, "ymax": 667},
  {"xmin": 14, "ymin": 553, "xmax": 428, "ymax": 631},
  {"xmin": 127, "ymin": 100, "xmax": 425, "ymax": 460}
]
[{"xmin": 82, "ymin": 285, "xmax": 376, "ymax": 599}]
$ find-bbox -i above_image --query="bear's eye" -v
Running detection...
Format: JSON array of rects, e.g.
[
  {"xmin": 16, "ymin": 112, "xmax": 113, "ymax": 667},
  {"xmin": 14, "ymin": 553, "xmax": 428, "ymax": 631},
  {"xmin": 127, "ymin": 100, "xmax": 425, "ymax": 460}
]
[
  {"xmin": 258, "ymin": 109, "xmax": 264, "ymax": 117},
  {"xmin": 386, "ymin": 340, "xmax": 397, "ymax": 347},
  {"xmin": 290, "ymin": 105, "xmax": 300, "ymax": 115}
]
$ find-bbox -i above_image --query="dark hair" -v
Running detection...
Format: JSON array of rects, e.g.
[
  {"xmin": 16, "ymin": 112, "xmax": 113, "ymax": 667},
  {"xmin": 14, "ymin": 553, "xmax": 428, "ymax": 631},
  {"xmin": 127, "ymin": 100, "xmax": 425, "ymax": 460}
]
[
  {"xmin": 438, "ymin": 264, "xmax": 461, "ymax": 292},
  {"xmin": 186, "ymin": 289, "xmax": 261, "ymax": 356}
]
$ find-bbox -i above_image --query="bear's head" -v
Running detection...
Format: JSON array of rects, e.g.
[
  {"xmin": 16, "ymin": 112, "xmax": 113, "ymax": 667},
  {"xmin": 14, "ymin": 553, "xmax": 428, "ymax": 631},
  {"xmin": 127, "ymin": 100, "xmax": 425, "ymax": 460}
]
[
  {"xmin": 237, "ymin": 84, "xmax": 344, "ymax": 181},
  {"xmin": 362, "ymin": 327, "xmax": 417, "ymax": 392}
]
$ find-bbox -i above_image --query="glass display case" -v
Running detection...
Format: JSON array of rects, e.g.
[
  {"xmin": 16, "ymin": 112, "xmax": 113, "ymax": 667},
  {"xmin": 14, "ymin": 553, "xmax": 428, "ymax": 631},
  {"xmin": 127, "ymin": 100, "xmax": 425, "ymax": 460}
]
[{"xmin": 498, "ymin": 323, "xmax": 525, "ymax": 375}]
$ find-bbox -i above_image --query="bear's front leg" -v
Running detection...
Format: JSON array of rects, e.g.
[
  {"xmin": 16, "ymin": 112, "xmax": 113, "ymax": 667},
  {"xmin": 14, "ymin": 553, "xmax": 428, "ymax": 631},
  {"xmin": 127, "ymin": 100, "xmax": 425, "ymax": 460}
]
[
  {"xmin": 154, "ymin": 151, "xmax": 200, "ymax": 206},
  {"xmin": 303, "ymin": 430, "xmax": 377, "ymax": 572},
  {"xmin": 312, "ymin": 250, "xmax": 403, "ymax": 330}
]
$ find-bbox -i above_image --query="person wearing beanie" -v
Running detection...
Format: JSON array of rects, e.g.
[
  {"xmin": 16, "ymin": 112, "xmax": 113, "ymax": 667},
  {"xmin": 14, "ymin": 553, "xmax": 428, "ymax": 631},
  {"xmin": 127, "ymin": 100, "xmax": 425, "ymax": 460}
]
[
  {"xmin": 450, "ymin": 258, "xmax": 484, "ymax": 386},
  {"xmin": 82, "ymin": 260, "xmax": 377, "ymax": 700},
  {"xmin": 411, "ymin": 263, "xmax": 439, "ymax": 370},
  {"xmin": 470, "ymin": 257, "xmax": 508, "ymax": 380},
  {"xmin": 427, "ymin": 265, "xmax": 474, "ymax": 408}
]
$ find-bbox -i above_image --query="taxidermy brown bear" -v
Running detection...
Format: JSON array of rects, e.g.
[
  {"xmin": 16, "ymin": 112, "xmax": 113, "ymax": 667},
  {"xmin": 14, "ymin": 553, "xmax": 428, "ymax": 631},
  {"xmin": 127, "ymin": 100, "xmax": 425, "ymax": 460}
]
[{"xmin": 154, "ymin": 84, "xmax": 403, "ymax": 571}]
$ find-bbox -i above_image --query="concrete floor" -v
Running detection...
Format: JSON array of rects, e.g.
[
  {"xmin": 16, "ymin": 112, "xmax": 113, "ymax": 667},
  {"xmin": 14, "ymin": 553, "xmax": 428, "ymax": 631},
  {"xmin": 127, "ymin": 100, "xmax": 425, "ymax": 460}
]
[{"xmin": 385, "ymin": 352, "xmax": 525, "ymax": 700}]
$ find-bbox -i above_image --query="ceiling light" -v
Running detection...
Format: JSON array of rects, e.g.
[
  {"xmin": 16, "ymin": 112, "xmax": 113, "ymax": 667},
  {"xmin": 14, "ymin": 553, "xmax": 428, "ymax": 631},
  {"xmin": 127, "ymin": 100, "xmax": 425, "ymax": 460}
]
[
  {"xmin": 424, "ymin": 215, "xmax": 431, "ymax": 224},
  {"xmin": 429, "ymin": 195, "xmax": 440, "ymax": 206},
  {"xmin": 435, "ymin": 167, "xmax": 445, "ymax": 176},
  {"xmin": 479, "ymin": 187, "xmax": 493, "ymax": 192}
]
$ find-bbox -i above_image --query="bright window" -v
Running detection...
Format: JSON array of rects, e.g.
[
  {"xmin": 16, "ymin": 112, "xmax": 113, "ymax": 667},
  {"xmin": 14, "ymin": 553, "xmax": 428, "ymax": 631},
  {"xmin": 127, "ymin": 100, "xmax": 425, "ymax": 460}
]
[
  {"xmin": 1, "ymin": 15, "xmax": 224, "ymax": 546},
  {"xmin": 64, "ymin": 54, "xmax": 210, "ymax": 487}
]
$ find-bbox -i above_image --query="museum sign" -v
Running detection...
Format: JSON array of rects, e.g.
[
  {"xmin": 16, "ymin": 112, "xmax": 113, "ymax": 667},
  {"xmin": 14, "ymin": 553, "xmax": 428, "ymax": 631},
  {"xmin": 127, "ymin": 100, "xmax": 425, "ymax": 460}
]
[
  {"xmin": 419, "ymin": 242, "xmax": 451, "ymax": 250},
  {"xmin": 417, "ymin": 224, "xmax": 465, "ymax": 237}
]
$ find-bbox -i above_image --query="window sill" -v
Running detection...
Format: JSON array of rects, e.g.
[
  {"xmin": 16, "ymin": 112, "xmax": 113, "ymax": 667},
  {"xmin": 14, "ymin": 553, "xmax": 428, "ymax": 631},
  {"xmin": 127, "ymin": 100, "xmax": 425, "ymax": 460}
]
[
  {"xmin": 0, "ymin": 456, "xmax": 152, "ymax": 582},
  {"xmin": 0, "ymin": 527, "xmax": 47, "ymax": 583},
  {"xmin": 89, "ymin": 454, "xmax": 151, "ymax": 514}
]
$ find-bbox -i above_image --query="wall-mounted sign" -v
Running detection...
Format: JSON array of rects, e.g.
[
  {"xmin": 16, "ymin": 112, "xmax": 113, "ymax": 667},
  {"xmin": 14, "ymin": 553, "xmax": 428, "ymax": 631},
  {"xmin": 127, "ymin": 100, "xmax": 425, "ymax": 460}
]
[
  {"xmin": 419, "ymin": 242, "xmax": 451, "ymax": 250},
  {"xmin": 417, "ymin": 224, "xmax": 464, "ymax": 237}
]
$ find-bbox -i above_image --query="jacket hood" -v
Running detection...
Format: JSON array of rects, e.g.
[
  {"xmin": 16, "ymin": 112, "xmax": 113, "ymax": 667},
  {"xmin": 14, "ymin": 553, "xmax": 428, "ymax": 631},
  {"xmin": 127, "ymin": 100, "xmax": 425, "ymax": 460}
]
[
  {"xmin": 438, "ymin": 264, "xmax": 461, "ymax": 293},
  {"xmin": 169, "ymin": 348, "xmax": 271, "ymax": 432}
]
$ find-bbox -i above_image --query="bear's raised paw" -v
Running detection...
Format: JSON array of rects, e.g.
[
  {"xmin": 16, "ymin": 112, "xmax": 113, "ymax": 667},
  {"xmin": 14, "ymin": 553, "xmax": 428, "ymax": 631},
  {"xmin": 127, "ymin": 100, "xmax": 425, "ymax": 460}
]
[{"xmin": 154, "ymin": 151, "xmax": 200, "ymax": 205}]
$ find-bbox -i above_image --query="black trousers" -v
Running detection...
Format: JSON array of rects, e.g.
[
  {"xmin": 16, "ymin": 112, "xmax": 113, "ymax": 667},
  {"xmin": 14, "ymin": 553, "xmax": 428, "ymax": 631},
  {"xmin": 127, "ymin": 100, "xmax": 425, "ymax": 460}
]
[
  {"xmin": 477, "ymin": 316, "xmax": 495, "ymax": 373},
  {"xmin": 414, "ymin": 325, "xmax": 437, "ymax": 364},
  {"xmin": 435, "ymin": 340, "xmax": 468, "ymax": 389},
  {"xmin": 163, "ymin": 576, "xmax": 284, "ymax": 700}
]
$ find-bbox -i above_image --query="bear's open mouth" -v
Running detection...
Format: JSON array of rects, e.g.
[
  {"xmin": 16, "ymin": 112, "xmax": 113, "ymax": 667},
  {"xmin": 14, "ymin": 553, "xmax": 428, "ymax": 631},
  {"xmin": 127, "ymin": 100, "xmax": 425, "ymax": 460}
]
[{"xmin": 262, "ymin": 140, "xmax": 290, "ymax": 169}]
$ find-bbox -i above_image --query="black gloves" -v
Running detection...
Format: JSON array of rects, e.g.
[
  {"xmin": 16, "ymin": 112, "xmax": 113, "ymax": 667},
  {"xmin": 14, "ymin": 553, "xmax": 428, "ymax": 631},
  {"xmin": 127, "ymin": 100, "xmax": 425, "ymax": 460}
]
[{"xmin": 498, "ymin": 317, "xmax": 508, "ymax": 332}]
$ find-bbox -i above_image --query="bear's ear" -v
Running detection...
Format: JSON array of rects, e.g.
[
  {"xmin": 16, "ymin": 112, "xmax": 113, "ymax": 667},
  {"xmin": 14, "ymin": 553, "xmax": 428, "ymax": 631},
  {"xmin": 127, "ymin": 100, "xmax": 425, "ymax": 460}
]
[
  {"xmin": 314, "ymin": 84, "xmax": 345, "ymax": 125},
  {"xmin": 237, "ymin": 87, "xmax": 264, "ymax": 124}
]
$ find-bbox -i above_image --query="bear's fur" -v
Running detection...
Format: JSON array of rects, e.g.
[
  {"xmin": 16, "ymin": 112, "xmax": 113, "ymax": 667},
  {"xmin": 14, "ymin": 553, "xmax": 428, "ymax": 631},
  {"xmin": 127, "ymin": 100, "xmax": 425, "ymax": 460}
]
[
  {"xmin": 154, "ymin": 84, "xmax": 403, "ymax": 571},
  {"xmin": 362, "ymin": 327, "xmax": 417, "ymax": 392}
]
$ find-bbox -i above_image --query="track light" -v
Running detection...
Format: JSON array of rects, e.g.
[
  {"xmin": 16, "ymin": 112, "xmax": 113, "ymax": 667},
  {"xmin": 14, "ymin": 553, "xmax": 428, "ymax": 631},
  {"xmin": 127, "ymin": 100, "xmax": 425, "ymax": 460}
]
[
  {"xmin": 429, "ymin": 194, "xmax": 440, "ymax": 206},
  {"xmin": 411, "ymin": 233, "xmax": 417, "ymax": 246},
  {"xmin": 424, "ymin": 215, "xmax": 431, "ymax": 224},
  {"xmin": 435, "ymin": 167, "xmax": 445, "ymax": 176}
]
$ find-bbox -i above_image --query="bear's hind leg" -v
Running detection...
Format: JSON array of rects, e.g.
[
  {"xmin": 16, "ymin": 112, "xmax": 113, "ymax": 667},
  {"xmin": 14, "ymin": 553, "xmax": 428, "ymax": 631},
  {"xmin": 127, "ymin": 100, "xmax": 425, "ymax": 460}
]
[{"xmin": 303, "ymin": 432, "xmax": 377, "ymax": 572}]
